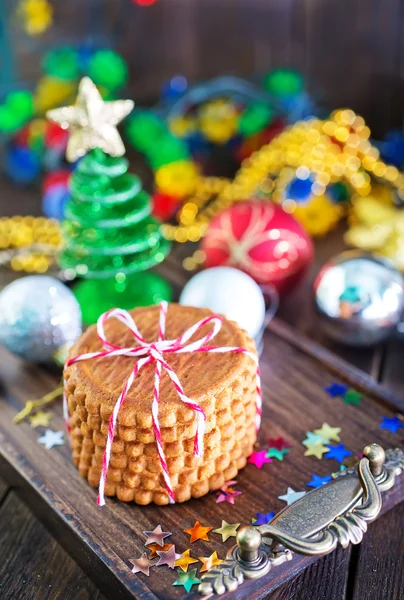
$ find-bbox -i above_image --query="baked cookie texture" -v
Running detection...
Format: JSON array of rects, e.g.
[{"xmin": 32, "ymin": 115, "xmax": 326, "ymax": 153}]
[{"xmin": 64, "ymin": 303, "xmax": 258, "ymax": 505}]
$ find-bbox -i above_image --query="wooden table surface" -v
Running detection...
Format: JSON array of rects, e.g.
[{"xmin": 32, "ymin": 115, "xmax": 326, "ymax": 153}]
[{"xmin": 0, "ymin": 177, "xmax": 403, "ymax": 600}]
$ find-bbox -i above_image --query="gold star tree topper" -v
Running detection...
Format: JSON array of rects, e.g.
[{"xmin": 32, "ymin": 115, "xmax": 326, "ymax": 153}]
[{"xmin": 46, "ymin": 77, "xmax": 134, "ymax": 162}]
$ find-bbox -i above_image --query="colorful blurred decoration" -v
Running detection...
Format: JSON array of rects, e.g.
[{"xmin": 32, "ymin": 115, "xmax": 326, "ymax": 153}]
[
  {"xmin": 127, "ymin": 72, "xmax": 317, "ymax": 243},
  {"xmin": 201, "ymin": 200, "xmax": 313, "ymax": 294},
  {"xmin": 0, "ymin": 215, "xmax": 61, "ymax": 273},
  {"xmin": 1, "ymin": 46, "xmax": 129, "ymax": 186},
  {"xmin": 0, "ymin": 276, "xmax": 81, "ymax": 363},
  {"xmin": 132, "ymin": 0, "xmax": 159, "ymax": 5},
  {"xmin": 314, "ymin": 251, "xmax": 404, "ymax": 346},
  {"xmin": 344, "ymin": 185, "xmax": 404, "ymax": 271},
  {"xmin": 378, "ymin": 131, "xmax": 404, "ymax": 169},
  {"xmin": 219, "ymin": 109, "xmax": 404, "ymax": 237},
  {"xmin": 262, "ymin": 68, "xmax": 316, "ymax": 123},
  {"xmin": 48, "ymin": 77, "xmax": 171, "ymax": 325},
  {"xmin": 0, "ymin": 90, "xmax": 34, "ymax": 133},
  {"xmin": 17, "ymin": 0, "xmax": 53, "ymax": 36},
  {"xmin": 42, "ymin": 169, "xmax": 71, "ymax": 220}
]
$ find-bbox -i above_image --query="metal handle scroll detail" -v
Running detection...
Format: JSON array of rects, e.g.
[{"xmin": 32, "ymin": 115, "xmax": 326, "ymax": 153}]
[{"xmin": 198, "ymin": 444, "xmax": 403, "ymax": 596}]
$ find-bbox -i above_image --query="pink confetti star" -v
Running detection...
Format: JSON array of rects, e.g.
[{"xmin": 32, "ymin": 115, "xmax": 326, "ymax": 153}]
[
  {"xmin": 216, "ymin": 490, "xmax": 242, "ymax": 504},
  {"xmin": 219, "ymin": 480, "xmax": 238, "ymax": 493},
  {"xmin": 248, "ymin": 450, "xmax": 272, "ymax": 469}
]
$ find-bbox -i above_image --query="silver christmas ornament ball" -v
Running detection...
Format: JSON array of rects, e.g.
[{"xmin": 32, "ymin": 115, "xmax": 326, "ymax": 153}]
[
  {"xmin": 0, "ymin": 275, "xmax": 82, "ymax": 362},
  {"xmin": 314, "ymin": 251, "xmax": 404, "ymax": 346}
]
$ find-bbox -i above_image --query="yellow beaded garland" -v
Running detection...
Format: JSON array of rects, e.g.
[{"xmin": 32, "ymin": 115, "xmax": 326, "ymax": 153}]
[
  {"xmin": 0, "ymin": 216, "xmax": 61, "ymax": 273},
  {"xmin": 159, "ymin": 108, "xmax": 404, "ymax": 242}
]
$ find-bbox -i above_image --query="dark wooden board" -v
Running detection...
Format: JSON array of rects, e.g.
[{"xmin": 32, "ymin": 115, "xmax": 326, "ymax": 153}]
[
  {"xmin": 7, "ymin": 0, "xmax": 404, "ymax": 135},
  {"xmin": 0, "ymin": 489, "xmax": 106, "ymax": 600},
  {"xmin": 352, "ymin": 502, "xmax": 404, "ymax": 600},
  {"xmin": 1, "ymin": 310, "xmax": 403, "ymax": 600},
  {"xmin": 267, "ymin": 545, "xmax": 351, "ymax": 600}
]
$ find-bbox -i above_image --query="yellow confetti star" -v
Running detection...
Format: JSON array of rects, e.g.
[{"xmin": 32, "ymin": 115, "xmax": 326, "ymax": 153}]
[
  {"xmin": 313, "ymin": 423, "xmax": 341, "ymax": 443},
  {"xmin": 29, "ymin": 411, "xmax": 52, "ymax": 428},
  {"xmin": 198, "ymin": 551, "xmax": 223, "ymax": 573},
  {"xmin": 213, "ymin": 520, "xmax": 240, "ymax": 542},
  {"xmin": 174, "ymin": 549, "xmax": 198, "ymax": 573},
  {"xmin": 304, "ymin": 441, "xmax": 328, "ymax": 459},
  {"xmin": 46, "ymin": 77, "xmax": 134, "ymax": 162}
]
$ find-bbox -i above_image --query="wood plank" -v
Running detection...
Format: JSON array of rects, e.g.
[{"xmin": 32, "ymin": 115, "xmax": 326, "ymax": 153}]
[
  {"xmin": 380, "ymin": 338, "xmax": 404, "ymax": 401},
  {"xmin": 0, "ymin": 490, "xmax": 106, "ymax": 600},
  {"xmin": 0, "ymin": 476, "xmax": 9, "ymax": 504},
  {"xmin": 268, "ymin": 546, "xmax": 351, "ymax": 600},
  {"xmin": 352, "ymin": 502, "xmax": 404, "ymax": 600},
  {"xmin": 0, "ymin": 316, "xmax": 403, "ymax": 600}
]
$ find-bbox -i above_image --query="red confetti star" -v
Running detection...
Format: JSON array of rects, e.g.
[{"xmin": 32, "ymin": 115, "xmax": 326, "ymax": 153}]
[{"xmin": 266, "ymin": 436, "xmax": 292, "ymax": 451}]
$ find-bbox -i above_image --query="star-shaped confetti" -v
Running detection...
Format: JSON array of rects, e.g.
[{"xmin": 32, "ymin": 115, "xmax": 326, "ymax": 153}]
[
  {"xmin": 143, "ymin": 525, "xmax": 171, "ymax": 547},
  {"xmin": 213, "ymin": 520, "xmax": 240, "ymax": 542},
  {"xmin": 302, "ymin": 431, "xmax": 328, "ymax": 446},
  {"xmin": 198, "ymin": 551, "xmax": 223, "ymax": 573},
  {"xmin": 173, "ymin": 568, "xmax": 201, "ymax": 593},
  {"xmin": 324, "ymin": 383, "xmax": 348, "ymax": 398},
  {"xmin": 219, "ymin": 480, "xmax": 238, "ymax": 493},
  {"xmin": 266, "ymin": 448, "xmax": 289, "ymax": 461},
  {"xmin": 247, "ymin": 450, "xmax": 272, "ymax": 469},
  {"xmin": 252, "ymin": 512, "xmax": 275, "ymax": 526},
  {"xmin": 37, "ymin": 429, "xmax": 64, "ymax": 450},
  {"xmin": 278, "ymin": 487, "xmax": 306, "ymax": 505},
  {"xmin": 304, "ymin": 441, "xmax": 328, "ymax": 459},
  {"xmin": 266, "ymin": 436, "xmax": 291, "ymax": 451},
  {"xmin": 146, "ymin": 543, "xmax": 173, "ymax": 559},
  {"xmin": 47, "ymin": 77, "xmax": 134, "ymax": 162},
  {"xmin": 306, "ymin": 473, "xmax": 332, "ymax": 489},
  {"xmin": 184, "ymin": 521, "xmax": 213, "ymax": 543},
  {"xmin": 29, "ymin": 411, "xmax": 52, "ymax": 428},
  {"xmin": 129, "ymin": 552, "xmax": 156, "ymax": 576},
  {"xmin": 216, "ymin": 489, "xmax": 242, "ymax": 504},
  {"xmin": 380, "ymin": 416, "xmax": 404, "ymax": 434},
  {"xmin": 155, "ymin": 545, "xmax": 180, "ymax": 569},
  {"xmin": 343, "ymin": 389, "xmax": 363, "ymax": 406},
  {"xmin": 174, "ymin": 549, "xmax": 199, "ymax": 573},
  {"xmin": 325, "ymin": 444, "xmax": 353, "ymax": 463},
  {"xmin": 313, "ymin": 423, "xmax": 341, "ymax": 443}
]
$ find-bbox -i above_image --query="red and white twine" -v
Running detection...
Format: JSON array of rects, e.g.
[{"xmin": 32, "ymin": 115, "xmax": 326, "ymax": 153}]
[{"xmin": 64, "ymin": 302, "xmax": 261, "ymax": 506}]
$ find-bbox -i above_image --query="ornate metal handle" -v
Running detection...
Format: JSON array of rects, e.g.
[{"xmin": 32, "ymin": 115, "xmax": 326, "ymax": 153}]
[{"xmin": 198, "ymin": 444, "xmax": 404, "ymax": 596}]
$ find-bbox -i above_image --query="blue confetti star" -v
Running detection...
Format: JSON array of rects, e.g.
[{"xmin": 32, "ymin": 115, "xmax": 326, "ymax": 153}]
[
  {"xmin": 252, "ymin": 512, "xmax": 275, "ymax": 526},
  {"xmin": 324, "ymin": 383, "xmax": 349, "ymax": 398},
  {"xmin": 380, "ymin": 416, "xmax": 404, "ymax": 434},
  {"xmin": 325, "ymin": 444, "xmax": 353, "ymax": 463},
  {"xmin": 306, "ymin": 473, "xmax": 332, "ymax": 489}
]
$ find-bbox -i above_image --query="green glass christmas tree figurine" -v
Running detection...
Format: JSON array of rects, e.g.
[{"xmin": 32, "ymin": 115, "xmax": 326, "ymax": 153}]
[{"xmin": 47, "ymin": 77, "xmax": 172, "ymax": 324}]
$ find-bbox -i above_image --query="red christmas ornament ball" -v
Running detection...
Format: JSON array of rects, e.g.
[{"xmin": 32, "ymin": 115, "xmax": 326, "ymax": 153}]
[{"xmin": 202, "ymin": 200, "xmax": 313, "ymax": 294}]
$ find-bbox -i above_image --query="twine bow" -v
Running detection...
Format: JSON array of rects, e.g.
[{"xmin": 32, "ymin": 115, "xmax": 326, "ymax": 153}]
[{"xmin": 64, "ymin": 302, "xmax": 261, "ymax": 506}]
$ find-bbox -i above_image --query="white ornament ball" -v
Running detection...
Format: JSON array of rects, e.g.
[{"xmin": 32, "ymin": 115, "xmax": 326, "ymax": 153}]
[
  {"xmin": 0, "ymin": 275, "xmax": 82, "ymax": 363},
  {"xmin": 179, "ymin": 266, "xmax": 266, "ymax": 341}
]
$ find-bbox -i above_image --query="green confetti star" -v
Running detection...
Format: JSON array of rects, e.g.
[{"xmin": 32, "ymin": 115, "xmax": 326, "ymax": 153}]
[
  {"xmin": 173, "ymin": 568, "xmax": 201, "ymax": 593},
  {"xmin": 343, "ymin": 389, "xmax": 362, "ymax": 406},
  {"xmin": 266, "ymin": 448, "xmax": 289, "ymax": 461}
]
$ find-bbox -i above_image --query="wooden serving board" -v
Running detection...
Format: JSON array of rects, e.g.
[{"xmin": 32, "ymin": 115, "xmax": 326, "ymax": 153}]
[{"xmin": 1, "ymin": 293, "xmax": 403, "ymax": 600}]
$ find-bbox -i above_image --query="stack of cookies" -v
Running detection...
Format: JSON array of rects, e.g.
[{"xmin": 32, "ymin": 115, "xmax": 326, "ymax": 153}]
[{"xmin": 64, "ymin": 303, "xmax": 258, "ymax": 505}]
